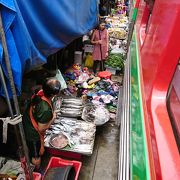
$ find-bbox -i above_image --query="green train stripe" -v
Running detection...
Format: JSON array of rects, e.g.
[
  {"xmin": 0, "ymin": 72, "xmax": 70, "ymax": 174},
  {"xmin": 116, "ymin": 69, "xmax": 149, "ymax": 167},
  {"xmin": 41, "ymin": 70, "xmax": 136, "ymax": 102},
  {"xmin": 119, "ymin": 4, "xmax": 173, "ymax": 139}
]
[
  {"xmin": 130, "ymin": 30, "xmax": 150, "ymax": 180},
  {"xmin": 132, "ymin": 8, "xmax": 138, "ymax": 21}
]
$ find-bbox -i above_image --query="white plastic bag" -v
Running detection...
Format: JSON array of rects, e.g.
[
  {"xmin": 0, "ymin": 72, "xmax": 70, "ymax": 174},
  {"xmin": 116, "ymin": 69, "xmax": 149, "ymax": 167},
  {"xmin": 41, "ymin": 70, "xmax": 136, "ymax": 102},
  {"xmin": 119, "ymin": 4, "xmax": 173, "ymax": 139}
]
[{"xmin": 55, "ymin": 69, "xmax": 67, "ymax": 90}]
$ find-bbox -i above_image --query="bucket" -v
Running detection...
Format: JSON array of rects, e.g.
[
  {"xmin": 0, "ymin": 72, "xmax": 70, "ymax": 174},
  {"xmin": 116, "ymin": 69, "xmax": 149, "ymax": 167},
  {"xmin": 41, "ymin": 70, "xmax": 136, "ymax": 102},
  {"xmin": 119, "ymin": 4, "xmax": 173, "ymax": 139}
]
[
  {"xmin": 98, "ymin": 71, "xmax": 112, "ymax": 79},
  {"xmin": 33, "ymin": 172, "xmax": 41, "ymax": 180},
  {"xmin": 42, "ymin": 157, "xmax": 82, "ymax": 180},
  {"xmin": 74, "ymin": 51, "xmax": 82, "ymax": 64}
]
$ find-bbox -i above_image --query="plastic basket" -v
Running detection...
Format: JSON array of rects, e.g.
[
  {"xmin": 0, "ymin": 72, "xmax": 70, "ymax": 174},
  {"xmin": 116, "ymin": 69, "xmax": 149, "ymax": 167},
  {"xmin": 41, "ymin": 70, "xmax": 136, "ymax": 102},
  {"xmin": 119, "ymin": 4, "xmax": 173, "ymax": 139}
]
[
  {"xmin": 98, "ymin": 71, "xmax": 112, "ymax": 79},
  {"xmin": 42, "ymin": 157, "xmax": 82, "ymax": 180},
  {"xmin": 46, "ymin": 148, "xmax": 82, "ymax": 160},
  {"xmin": 33, "ymin": 172, "xmax": 41, "ymax": 180}
]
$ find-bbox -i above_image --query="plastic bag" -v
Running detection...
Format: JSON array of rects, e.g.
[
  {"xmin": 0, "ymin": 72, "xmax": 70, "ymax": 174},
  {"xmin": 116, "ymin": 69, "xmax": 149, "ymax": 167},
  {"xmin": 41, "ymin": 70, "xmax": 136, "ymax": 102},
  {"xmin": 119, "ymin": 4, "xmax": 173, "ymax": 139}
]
[
  {"xmin": 55, "ymin": 69, "xmax": 67, "ymax": 90},
  {"xmin": 85, "ymin": 54, "xmax": 94, "ymax": 68},
  {"xmin": 82, "ymin": 105, "xmax": 110, "ymax": 126},
  {"xmin": 94, "ymin": 106, "xmax": 110, "ymax": 126}
]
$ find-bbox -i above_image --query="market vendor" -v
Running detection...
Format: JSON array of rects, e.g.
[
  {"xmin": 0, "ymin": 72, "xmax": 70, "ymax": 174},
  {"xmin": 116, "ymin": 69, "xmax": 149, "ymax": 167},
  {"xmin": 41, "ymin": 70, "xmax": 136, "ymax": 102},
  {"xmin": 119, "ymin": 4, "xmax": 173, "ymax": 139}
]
[
  {"xmin": 91, "ymin": 20, "xmax": 109, "ymax": 74},
  {"xmin": 23, "ymin": 78, "xmax": 61, "ymax": 169}
]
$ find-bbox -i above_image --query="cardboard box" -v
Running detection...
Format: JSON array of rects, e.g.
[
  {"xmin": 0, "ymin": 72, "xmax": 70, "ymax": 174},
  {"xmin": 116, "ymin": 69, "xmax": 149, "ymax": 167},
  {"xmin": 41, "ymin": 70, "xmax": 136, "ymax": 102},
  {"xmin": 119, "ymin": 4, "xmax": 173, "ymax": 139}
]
[{"xmin": 84, "ymin": 44, "xmax": 94, "ymax": 53}]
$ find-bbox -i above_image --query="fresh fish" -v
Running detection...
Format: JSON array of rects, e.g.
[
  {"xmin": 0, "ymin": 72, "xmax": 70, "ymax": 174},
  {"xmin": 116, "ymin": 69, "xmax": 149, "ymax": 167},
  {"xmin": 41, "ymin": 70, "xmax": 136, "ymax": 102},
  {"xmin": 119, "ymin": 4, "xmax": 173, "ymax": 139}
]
[
  {"xmin": 52, "ymin": 130, "xmax": 62, "ymax": 134},
  {"xmin": 63, "ymin": 98, "xmax": 82, "ymax": 103},
  {"xmin": 63, "ymin": 99, "xmax": 82, "ymax": 106},
  {"xmin": 60, "ymin": 108, "xmax": 82, "ymax": 116},
  {"xmin": 63, "ymin": 102, "xmax": 82, "ymax": 106},
  {"xmin": 61, "ymin": 113, "xmax": 81, "ymax": 117},
  {"xmin": 53, "ymin": 119, "xmax": 61, "ymax": 124},
  {"xmin": 62, "ymin": 132, "xmax": 75, "ymax": 147},
  {"xmin": 46, "ymin": 130, "xmax": 52, "ymax": 135},
  {"xmin": 61, "ymin": 104, "xmax": 83, "ymax": 109},
  {"xmin": 60, "ymin": 120, "xmax": 76, "ymax": 126},
  {"xmin": 61, "ymin": 123, "xmax": 72, "ymax": 131},
  {"xmin": 44, "ymin": 116, "xmax": 95, "ymax": 155},
  {"xmin": 61, "ymin": 107, "xmax": 82, "ymax": 112},
  {"xmin": 50, "ymin": 126, "xmax": 62, "ymax": 132},
  {"xmin": 54, "ymin": 124, "xmax": 62, "ymax": 129}
]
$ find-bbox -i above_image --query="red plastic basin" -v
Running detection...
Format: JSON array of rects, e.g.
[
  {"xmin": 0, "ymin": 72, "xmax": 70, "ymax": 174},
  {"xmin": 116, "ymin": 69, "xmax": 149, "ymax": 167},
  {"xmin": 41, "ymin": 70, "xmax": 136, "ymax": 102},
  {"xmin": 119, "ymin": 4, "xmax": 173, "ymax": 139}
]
[
  {"xmin": 98, "ymin": 71, "xmax": 112, "ymax": 79},
  {"xmin": 33, "ymin": 172, "xmax": 41, "ymax": 180},
  {"xmin": 42, "ymin": 157, "xmax": 82, "ymax": 180}
]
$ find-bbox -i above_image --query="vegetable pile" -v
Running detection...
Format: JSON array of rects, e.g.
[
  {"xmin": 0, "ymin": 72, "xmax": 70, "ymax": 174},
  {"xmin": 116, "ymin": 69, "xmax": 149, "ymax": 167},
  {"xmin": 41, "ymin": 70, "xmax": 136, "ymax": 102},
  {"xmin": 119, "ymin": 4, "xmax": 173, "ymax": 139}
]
[
  {"xmin": 109, "ymin": 30, "xmax": 127, "ymax": 39},
  {"xmin": 105, "ymin": 53, "xmax": 124, "ymax": 69}
]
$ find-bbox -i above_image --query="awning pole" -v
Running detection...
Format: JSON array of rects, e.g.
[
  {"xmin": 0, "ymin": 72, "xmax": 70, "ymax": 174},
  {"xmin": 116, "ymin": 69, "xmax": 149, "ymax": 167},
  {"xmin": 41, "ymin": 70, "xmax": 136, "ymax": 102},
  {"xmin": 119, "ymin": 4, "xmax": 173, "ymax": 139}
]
[
  {"xmin": 0, "ymin": 10, "xmax": 33, "ymax": 180},
  {"xmin": 0, "ymin": 65, "xmax": 14, "ymax": 116}
]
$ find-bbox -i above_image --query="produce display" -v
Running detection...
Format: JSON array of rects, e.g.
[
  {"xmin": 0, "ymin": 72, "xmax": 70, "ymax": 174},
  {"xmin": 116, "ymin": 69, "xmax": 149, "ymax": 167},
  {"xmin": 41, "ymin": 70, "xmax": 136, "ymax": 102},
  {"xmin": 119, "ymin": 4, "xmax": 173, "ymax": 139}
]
[
  {"xmin": 105, "ymin": 53, "xmax": 124, "ymax": 69},
  {"xmin": 109, "ymin": 29, "xmax": 127, "ymax": 39},
  {"xmin": 106, "ymin": 14, "xmax": 128, "ymax": 73}
]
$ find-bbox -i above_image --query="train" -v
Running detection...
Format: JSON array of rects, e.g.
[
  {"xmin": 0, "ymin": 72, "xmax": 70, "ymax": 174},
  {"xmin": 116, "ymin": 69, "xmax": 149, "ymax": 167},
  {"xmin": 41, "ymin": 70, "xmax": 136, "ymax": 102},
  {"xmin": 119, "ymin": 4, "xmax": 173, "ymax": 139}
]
[{"xmin": 119, "ymin": 0, "xmax": 180, "ymax": 179}]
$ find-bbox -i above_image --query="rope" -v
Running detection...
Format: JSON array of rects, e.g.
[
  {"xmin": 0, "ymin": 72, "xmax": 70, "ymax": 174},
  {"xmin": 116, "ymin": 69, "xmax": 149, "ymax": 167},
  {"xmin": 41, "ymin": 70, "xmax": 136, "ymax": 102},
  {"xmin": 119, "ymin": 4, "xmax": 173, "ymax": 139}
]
[{"xmin": 0, "ymin": 115, "xmax": 22, "ymax": 143}]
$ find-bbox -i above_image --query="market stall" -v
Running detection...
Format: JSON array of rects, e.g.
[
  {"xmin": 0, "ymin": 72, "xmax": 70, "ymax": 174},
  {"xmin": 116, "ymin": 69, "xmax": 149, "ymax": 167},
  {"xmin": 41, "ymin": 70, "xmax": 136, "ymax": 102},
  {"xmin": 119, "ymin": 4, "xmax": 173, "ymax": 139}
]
[
  {"xmin": 44, "ymin": 116, "xmax": 96, "ymax": 155},
  {"xmin": 44, "ymin": 97, "xmax": 95, "ymax": 155},
  {"xmin": 41, "ymin": 65, "xmax": 119, "ymax": 155},
  {"xmin": 0, "ymin": 0, "xmax": 99, "ymax": 178},
  {"xmin": 105, "ymin": 14, "xmax": 128, "ymax": 74},
  {"xmin": 43, "ymin": 5, "xmax": 129, "ymax": 158}
]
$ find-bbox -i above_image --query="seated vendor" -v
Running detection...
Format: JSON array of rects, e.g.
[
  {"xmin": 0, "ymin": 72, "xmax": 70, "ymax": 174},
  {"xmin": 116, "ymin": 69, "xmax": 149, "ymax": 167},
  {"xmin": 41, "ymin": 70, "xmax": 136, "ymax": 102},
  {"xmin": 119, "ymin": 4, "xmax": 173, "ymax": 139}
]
[{"xmin": 23, "ymin": 78, "xmax": 61, "ymax": 170}]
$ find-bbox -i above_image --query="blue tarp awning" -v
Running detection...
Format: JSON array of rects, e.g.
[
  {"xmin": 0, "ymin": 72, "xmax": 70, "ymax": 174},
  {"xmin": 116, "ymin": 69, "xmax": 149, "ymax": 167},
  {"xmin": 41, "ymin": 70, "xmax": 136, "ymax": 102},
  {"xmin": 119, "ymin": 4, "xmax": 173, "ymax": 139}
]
[{"xmin": 0, "ymin": 0, "xmax": 98, "ymax": 96}]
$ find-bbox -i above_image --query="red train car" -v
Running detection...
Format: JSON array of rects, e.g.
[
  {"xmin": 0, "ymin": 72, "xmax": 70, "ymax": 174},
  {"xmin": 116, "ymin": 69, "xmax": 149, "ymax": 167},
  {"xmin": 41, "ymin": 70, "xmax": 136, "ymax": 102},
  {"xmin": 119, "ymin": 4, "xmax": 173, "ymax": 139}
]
[{"xmin": 119, "ymin": 0, "xmax": 180, "ymax": 179}]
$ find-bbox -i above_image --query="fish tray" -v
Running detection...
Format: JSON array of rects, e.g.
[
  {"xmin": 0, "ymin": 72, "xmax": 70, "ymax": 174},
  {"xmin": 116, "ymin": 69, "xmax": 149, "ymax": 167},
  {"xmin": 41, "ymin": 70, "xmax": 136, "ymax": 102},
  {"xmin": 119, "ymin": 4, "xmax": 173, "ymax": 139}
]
[{"xmin": 44, "ymin": 117, "xmax": 96, "ymax": 156}]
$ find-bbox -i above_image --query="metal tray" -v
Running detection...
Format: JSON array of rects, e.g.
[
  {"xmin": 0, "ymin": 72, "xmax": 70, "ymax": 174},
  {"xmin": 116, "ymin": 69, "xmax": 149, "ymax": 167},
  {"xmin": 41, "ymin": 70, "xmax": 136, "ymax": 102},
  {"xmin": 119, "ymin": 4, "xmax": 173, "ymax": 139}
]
[{"xmin": 49, "ymin": 133, "xmax": 69, "ymax": 149}]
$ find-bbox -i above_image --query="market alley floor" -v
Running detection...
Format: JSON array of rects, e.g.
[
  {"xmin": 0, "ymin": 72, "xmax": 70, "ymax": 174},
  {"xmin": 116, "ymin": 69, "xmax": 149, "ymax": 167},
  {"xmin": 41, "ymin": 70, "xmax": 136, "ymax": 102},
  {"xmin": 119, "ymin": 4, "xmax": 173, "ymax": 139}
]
[
  {"xmin": 41, "ymin": 121, "xmax": 119, "ymax": 180},
  {"xmin": 41, "ymin": 80, "xmax": 122, "ymax": 180},
  {"xmin": 79, "ymin": 122, "xmax": 119, "ymax": 180}
]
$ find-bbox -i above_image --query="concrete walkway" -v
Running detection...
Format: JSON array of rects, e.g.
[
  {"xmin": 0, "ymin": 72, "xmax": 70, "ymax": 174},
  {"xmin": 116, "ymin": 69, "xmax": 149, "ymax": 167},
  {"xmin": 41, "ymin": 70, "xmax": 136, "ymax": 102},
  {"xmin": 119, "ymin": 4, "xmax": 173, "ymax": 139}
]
[{"xmin": 79, "ymin": 122, "xmax": 119, "ymax": 180}]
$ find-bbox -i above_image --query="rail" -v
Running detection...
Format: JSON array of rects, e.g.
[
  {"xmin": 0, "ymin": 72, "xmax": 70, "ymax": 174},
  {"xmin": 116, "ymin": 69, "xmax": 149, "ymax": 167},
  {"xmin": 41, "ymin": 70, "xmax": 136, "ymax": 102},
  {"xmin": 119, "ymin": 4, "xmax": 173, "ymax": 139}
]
[{"xmin": 118, "ymin": 45, "xmax": 130, "ymax": 180}]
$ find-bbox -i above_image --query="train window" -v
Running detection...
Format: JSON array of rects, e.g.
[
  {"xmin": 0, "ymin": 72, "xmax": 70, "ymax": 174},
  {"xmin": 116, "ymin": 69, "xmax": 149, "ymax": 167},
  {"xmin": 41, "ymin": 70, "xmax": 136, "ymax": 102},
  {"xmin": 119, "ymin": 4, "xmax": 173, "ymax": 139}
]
[
  {"xmin": 145, "ymin": 0, "xmax": 155, "ymax": 32},
  {"xmin": 145, "ymin": 14, "xmax": 151, "ymax": 33},
  {"xmin": 167, "ymin": 63, "xmax": 180, "ymax": 151},
  {"xmin": 144, "ymin": 0, "xmax": 155, "ymax": 13},
  {"xmin": 140, "ymin": 0, "xmax": 155, "ymax": 46}
]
